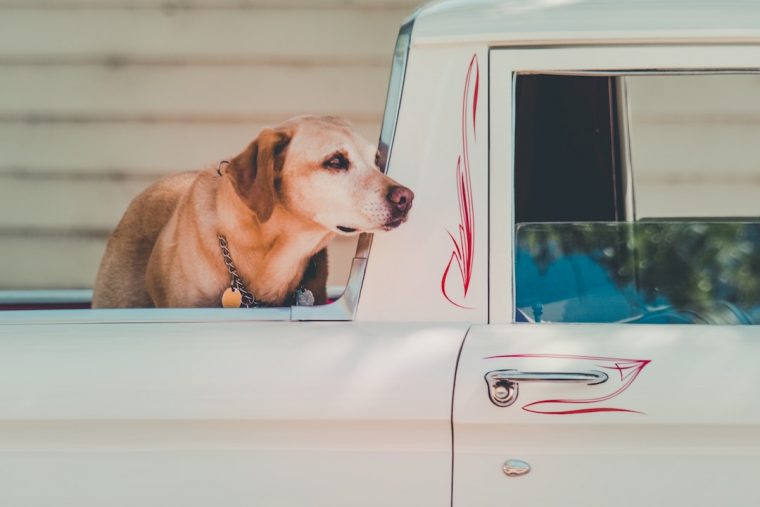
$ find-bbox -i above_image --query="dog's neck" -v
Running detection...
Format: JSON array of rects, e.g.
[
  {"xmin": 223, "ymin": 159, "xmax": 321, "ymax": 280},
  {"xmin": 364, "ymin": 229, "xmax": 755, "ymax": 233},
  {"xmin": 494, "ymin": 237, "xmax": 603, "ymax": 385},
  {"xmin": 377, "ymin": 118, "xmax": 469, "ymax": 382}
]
[{"xmin": 215, "ymin": 179, "xmax": 334, "ymax": 305}]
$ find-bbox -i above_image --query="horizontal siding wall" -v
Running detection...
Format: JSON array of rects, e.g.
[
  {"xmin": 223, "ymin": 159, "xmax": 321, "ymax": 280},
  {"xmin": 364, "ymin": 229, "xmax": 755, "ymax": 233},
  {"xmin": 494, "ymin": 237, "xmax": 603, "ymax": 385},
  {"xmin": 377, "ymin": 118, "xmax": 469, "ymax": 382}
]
[
  {"xmin": 6, "ymin": 3, "xmax": 754, "ymax": 292},
  {"xmin": 0, "ymin": 0, "xmax": 419, "ymax": 290},
  {"xmin": 627, "ymin": 75, "xmax": 760, "ymax": 218}
]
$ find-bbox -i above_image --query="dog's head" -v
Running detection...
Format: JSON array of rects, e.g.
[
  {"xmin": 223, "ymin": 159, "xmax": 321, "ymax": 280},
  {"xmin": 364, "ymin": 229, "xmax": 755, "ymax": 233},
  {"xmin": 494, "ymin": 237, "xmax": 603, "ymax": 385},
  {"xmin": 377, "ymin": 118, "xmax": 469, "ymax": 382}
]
[{"xmin": 227, "ymin": 116, "xmax": 414, "ymax": 235}]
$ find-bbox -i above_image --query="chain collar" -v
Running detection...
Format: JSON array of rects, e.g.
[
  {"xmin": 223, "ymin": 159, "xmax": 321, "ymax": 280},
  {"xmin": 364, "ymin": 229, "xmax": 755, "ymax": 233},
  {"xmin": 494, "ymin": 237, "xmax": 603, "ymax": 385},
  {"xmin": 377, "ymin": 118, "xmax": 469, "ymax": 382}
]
[
  {"xmin": 217, "ymin": 233, "xmax": 316, "ymax": 308},
  {"xmin": 216, "ymin": 163, "xmax": 260, "ymax": 307},
  {"xmin": 215, "ymin": 162, "xmax": 315, "ymax": 309},
  {"xmin": 217, "ymin": 233, "xmax": 262, "ymax": 308}
]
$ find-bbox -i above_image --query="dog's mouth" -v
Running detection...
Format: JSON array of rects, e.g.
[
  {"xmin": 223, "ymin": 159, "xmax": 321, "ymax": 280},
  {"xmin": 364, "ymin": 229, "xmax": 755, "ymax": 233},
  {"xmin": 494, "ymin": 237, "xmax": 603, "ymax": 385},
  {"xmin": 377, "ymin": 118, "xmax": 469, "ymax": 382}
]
[
  {"xmin": 382, "ymin": 216, "xmax": 407, "ymax": 231},
  {"xmin": 337, "ymin": 215, "xmax": 408, "ymax": 234}
]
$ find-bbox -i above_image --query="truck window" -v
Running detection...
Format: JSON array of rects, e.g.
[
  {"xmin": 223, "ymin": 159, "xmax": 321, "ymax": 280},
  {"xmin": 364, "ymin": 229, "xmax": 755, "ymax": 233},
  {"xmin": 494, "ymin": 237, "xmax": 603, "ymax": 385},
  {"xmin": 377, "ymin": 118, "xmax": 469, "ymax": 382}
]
[
  {"xmin": 514, "ymin": 73, "xmax": 760, "ymax": 324},
  {"xmin": 514, "ymin": 75, "xmax": 628, "ymax": 224},
  {"xmin": 1, "ymin": 18, "xmax": 414, "ymax": 318}
]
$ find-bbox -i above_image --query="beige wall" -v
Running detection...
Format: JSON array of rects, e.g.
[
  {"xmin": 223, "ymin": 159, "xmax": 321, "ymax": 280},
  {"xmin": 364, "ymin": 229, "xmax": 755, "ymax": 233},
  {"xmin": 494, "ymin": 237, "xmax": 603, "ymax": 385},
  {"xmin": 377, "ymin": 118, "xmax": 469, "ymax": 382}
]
[
  {"xmin": 0, "ymin": 0, "xmax": 420, "ymax": 289},
  {"xmin": 627, "ymin": 75, "xmax": 760, "ymax": 218},
  {"xmin": 3, "ymin": 2, "xmax": 758, "ymax": 291}
]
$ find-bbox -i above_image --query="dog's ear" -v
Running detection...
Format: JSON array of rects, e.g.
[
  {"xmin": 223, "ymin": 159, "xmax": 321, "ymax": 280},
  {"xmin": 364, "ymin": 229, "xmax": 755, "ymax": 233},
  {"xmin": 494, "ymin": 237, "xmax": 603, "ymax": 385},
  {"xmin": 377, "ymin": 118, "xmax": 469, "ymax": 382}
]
[{"xmin": 228, "ymin": 128, "xmax": 292, "ymax": 223}]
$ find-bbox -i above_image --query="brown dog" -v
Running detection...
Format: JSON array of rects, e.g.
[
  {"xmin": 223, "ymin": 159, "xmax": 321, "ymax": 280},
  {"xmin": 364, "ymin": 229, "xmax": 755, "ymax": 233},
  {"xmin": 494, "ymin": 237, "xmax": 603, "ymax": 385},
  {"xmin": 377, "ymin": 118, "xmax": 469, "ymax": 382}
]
[{"xmin": 92, "ymin": 116, "xmax": 414, "ymax": 308}]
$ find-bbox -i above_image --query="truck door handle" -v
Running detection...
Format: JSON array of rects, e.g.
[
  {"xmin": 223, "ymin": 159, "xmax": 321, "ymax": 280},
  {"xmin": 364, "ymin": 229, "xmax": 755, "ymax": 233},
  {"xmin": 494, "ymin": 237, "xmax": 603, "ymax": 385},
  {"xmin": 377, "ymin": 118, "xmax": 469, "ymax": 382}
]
[{"xmin": 485, "ymin": 369, "xmax": 608, "ymax": 407}]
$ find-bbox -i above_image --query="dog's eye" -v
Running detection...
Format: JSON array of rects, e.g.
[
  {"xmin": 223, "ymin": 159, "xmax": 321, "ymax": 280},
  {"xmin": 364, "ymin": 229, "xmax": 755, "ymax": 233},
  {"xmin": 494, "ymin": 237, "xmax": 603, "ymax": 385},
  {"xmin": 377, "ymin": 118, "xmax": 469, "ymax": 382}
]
[{"xmin": 323, "ymin": 153, "xmax": 349, "ymax": 170}]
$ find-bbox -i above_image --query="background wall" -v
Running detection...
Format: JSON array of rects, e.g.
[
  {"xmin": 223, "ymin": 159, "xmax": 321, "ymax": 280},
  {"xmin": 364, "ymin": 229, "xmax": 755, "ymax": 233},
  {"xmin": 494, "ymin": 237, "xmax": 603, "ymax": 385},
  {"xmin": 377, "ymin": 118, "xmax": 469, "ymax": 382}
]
[
  {"xmin": 627, "ymin": 75, "xmax": 760, "ymax": 219},
  {"xmin": 0, "ymin": 0, "xmax": 420, "ymax": 290},
  {"xmin": 3, "ymin": 2, "xmax": 760, "ymax": 291}
]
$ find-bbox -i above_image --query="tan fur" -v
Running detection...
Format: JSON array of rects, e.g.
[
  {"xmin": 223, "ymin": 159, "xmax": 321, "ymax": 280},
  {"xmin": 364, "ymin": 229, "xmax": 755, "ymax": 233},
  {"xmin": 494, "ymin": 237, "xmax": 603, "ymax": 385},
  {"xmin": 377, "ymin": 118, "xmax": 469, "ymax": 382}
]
[{"xmin": 92, "ymin": 116, "xmax": 413, "ymax": 308}]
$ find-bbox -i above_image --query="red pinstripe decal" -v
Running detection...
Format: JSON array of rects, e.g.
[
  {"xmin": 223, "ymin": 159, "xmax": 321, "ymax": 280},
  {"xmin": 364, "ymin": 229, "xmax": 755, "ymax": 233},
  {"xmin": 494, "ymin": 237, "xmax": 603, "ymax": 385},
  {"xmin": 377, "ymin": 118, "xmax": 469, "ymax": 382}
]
[
  {"xmin": 442, "ymin": 54, "xmax": 478, "ymax": 309},
  {"xmin": 487, "ymin": 354, "xmax": 651, "ymax": 415}
]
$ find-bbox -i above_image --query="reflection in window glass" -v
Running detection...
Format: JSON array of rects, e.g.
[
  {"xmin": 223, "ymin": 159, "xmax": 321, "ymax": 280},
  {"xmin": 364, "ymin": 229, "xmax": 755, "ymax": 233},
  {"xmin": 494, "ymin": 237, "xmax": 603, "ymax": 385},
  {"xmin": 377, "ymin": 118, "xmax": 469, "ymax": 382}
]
[
  {"xmin": 516, "ymin": 222, "xmax": 760, "ymax": 325},
  {"xmin": 514, "ymin": 73, "xmax": 760, "ymax": 325}
]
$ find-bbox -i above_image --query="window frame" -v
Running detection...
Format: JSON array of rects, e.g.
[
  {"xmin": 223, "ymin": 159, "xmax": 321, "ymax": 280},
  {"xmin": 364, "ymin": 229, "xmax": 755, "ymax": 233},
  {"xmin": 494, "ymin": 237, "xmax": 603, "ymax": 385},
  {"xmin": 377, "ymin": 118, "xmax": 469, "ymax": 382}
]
[
  {"xmin": 0, "ymin": 22, "xmax": 415, "ymax": 324},
  {"xmin": 488, "ymin": 44, "xmax": 760, "ymax": 324}
]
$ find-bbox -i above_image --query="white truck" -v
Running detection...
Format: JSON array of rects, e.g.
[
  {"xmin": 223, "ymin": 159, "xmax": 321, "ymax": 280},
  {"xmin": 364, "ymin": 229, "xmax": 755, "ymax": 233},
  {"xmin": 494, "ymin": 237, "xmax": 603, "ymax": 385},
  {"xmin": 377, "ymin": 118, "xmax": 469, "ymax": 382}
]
[{"xmin": 4, "ymin": 0, "xmax": 760, "ymax": 505}]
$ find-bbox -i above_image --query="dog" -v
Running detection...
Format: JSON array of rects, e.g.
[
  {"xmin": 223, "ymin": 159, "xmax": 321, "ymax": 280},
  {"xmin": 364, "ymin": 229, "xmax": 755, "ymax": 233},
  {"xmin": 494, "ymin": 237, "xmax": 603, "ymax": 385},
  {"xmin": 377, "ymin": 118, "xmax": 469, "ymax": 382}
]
[{"xmin": 92, "ymin": 116, "xmax": 414, "ymax": 308}]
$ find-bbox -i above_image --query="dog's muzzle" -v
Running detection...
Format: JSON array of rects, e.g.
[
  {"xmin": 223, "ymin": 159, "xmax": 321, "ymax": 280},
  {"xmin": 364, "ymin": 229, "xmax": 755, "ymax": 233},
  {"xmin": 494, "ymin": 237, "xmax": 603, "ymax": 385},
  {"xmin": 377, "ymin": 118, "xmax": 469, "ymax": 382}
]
[{"xmin": 384, "ymin": 185, "xmax": 414, "ymax": 229}]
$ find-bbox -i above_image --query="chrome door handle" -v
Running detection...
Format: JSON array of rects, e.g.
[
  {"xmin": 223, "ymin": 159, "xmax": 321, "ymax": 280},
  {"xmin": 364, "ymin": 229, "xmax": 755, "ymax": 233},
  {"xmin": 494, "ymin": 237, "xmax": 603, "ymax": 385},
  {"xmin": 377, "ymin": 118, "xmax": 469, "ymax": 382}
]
[{"xmin": 485, "ymin": 369, "xmax": 608, "ymax": 407}]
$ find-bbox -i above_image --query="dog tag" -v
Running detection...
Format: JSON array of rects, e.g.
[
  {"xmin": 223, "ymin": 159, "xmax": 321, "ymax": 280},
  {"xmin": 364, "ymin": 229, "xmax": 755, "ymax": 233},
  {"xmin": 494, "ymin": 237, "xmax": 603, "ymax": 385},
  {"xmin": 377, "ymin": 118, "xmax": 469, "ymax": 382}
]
[
  {"xmin": 295, "ymin": 288, "xmax": 315, "ymax": 306},
  {"xmin": 222, "ymin": 287, "xmax": 242, "ymax": 308}
]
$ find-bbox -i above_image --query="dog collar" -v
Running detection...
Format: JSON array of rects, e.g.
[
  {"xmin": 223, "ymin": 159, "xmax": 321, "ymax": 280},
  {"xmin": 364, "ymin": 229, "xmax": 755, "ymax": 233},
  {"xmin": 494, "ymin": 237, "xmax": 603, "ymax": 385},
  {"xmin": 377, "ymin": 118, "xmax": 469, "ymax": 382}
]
[
  {"xmin": 216, "ymin": 160, "xmax": 230, "ymax": 176},
  {"xmin": 216, "ymin": 234, "xmax": 315, "ymax": 308},
  {"xmin": 217, "ymin": 234, "xmax": 260, "ymax": 308}
]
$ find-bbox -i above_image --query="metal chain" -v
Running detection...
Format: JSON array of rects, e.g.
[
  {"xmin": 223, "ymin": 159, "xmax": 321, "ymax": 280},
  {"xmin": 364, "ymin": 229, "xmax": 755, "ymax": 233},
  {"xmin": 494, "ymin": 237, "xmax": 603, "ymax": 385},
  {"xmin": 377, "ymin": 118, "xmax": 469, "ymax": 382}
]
[{"xmin": 217, "ymin": 234, "xmax": 259, "ymax": 308}]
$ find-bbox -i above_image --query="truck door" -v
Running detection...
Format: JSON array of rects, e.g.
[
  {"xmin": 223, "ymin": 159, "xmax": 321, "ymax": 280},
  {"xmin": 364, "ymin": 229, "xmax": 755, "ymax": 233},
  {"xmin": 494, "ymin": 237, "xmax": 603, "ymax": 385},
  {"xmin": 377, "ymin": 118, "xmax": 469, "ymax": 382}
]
[
  {"xmin": 454, "ymin": 323, "xmax": 760, "ymax": 505},
  {"xmin": 452, "ymin": 45, "xmax": 760, "ymax": 506}
]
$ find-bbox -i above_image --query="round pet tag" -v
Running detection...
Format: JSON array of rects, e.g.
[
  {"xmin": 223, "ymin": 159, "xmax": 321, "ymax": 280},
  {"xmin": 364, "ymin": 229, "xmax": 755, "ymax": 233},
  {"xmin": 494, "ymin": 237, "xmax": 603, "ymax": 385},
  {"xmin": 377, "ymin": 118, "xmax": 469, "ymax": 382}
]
[{"xmin": 222, "ymin": 287, "xmax": 242, "ymax": 308}]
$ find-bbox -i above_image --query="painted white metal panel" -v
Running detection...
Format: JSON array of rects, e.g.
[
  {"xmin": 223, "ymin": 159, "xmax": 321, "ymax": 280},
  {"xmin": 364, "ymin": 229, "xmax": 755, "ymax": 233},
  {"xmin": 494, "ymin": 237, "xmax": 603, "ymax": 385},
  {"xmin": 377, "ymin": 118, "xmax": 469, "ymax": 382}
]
[
  {"xmin": 0, "ymin": 320, "xmax": 466, "ymax": 506},
  {"xmin": 460, "ymin": 43, "xmax": 760, "ymax": 506},
  {"xmin": 415, "ymin": 0, "xmax": 760, "ymax": 44},
  {"xmin": 358, "ymin": 46, "xmax": 489, "ymax": 322},
  {"xmin": 454, "ymin": 324, "xmax": 760, "ymax": 506}
]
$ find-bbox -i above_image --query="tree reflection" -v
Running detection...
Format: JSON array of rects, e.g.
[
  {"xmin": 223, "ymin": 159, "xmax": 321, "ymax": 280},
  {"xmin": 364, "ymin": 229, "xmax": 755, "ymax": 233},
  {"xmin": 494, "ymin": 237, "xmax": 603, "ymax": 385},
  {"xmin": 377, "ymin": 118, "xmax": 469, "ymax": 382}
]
[{"xmin": 516, "ymin": 222, "xmax": 760, "ymax": 322}]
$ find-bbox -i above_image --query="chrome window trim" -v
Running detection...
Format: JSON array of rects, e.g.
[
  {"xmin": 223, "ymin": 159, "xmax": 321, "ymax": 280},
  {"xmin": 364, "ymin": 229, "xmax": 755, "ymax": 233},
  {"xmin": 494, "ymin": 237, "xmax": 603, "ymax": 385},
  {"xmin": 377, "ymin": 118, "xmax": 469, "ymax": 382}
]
[
  {"xmin": 510, "ymin": 65, "xmax": 760, "ymax": 324},
  {"xmin": 615, "ymin": 77, "xmax": 635, "ymax": 220},
  {"xmin": 1, "ymin": 306, "xmax": 292, "ymax": 325}
]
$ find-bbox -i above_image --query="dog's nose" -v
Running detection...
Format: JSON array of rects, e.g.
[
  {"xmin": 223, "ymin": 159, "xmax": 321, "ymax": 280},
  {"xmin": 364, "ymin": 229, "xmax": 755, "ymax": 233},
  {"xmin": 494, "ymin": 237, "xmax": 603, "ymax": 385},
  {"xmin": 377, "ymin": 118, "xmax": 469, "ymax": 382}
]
[{"xmin": 387, "ymin": 186, "xmax": 414, "ymax": 213}]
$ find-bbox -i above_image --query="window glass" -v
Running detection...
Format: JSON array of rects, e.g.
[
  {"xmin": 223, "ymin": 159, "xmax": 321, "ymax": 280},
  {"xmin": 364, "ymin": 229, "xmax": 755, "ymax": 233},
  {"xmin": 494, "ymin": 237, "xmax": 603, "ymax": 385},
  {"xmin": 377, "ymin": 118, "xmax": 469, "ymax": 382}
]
[
  {"xmin": 514, "ymin": 73, "xmax": 760, "ymax": 324},
  {"xmin": 516, "ymin": 222, "xmax": 760, "ymax": 324},
  {"xmin": 514, "ymin": 75, "xmax": 627, "ymax": 224}
]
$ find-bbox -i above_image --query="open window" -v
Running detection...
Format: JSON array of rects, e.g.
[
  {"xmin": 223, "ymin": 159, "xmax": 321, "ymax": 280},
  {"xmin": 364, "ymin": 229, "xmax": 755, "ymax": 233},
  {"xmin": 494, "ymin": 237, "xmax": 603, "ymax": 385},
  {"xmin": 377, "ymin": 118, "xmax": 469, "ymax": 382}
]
[
  {"xmin": 513, "ymin": 70, "xmax": 760, "ymax": 324},
  {"xmin": 0, "ymin": 21, "xmax": 413, "ymax": 322}
]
